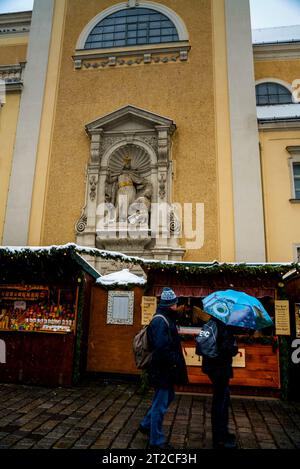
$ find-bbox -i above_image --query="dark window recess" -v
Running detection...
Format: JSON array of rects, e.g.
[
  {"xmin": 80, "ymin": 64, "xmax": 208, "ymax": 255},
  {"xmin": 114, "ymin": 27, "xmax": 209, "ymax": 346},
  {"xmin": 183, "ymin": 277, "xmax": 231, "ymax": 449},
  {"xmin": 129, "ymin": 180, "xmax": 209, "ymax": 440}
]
[
  {"xmin": 84, "ymin": 7, "xmax": 179, "ymax": 49},
  {"xmin": 293, "ymin": 163, "xmax": 300, "ymax": 199},
  {"xmin": 256, "ymin": 82, "xmax": 293, "ymax": 106}
]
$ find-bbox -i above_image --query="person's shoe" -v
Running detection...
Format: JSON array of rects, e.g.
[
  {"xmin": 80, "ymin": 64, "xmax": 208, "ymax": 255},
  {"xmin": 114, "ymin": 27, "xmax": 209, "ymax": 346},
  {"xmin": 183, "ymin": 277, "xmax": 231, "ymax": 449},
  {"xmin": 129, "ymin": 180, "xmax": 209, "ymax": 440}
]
[
  {"xmin": 213, "ymin": 439, "xmax": 237, "ymax": 449},
  {"xmin": 224, "ymin": 432, "xmax": 236, "ymax": 444},
  {"xmin": 149, "ymin": 443, "xmax": 175, "ymax": 451},
  {"xmin": 138, "ymin": 424, "xmax": 150, "ymax": 436}
]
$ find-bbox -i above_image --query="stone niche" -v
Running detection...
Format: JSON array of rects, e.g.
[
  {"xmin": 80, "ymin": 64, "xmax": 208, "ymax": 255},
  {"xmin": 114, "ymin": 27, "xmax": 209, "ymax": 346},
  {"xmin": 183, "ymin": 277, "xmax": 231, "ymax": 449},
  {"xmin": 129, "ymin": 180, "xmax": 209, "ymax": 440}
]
[{"xmin": 75, "ymin": 105, "xmax": 185, "ymax": 271}]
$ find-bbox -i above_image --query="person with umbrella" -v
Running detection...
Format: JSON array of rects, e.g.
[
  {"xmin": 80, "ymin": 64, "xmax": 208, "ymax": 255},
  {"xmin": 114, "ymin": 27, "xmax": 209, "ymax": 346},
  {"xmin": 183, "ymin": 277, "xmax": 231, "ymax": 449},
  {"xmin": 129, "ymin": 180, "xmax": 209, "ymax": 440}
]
[{"xmin": 201, "ymin": 290, "xmax": 273, "ymax": 450}]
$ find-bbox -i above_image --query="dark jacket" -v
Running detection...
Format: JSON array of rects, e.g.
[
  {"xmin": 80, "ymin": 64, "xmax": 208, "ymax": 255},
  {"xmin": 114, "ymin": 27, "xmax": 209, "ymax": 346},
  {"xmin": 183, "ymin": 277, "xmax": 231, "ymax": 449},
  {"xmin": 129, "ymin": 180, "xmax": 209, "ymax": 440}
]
[
  {"xmin": 202, "ymin": 318, "xmax": 238, "ymax": 381},
  {"xmin": 147, "ymin": 306, "xmax": 189, "ymax": 389}
]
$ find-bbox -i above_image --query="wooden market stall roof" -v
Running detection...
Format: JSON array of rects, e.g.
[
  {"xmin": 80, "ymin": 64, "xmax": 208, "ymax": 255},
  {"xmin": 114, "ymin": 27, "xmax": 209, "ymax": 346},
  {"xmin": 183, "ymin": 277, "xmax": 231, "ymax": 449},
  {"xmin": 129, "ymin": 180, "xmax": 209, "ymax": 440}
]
[{"xmin": 0, "ymin": 244, "xmax": 101, "ymax": 283}]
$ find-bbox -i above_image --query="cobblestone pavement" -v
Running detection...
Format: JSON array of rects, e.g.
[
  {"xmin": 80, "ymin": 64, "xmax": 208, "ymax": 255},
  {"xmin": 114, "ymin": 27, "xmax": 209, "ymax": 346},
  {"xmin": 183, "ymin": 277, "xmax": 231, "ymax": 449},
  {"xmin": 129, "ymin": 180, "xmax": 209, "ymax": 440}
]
[{"xmin": 0, "ymin": 380, "xmax": 300, "ymax": 450}]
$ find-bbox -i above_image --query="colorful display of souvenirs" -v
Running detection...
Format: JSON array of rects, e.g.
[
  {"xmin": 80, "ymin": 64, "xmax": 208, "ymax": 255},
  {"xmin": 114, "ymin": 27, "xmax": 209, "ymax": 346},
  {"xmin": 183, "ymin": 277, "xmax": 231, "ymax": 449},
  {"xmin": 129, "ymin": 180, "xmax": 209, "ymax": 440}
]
[{"xmin": 0, "ymin": 286, "xmax": 77, "ymax": 333}]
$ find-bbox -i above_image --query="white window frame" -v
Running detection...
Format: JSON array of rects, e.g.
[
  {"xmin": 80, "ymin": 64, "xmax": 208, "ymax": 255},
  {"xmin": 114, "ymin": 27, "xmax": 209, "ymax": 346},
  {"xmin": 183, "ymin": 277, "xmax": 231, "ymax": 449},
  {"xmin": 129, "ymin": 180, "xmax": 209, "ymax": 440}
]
[
  {"xmin": 287, "ymin": 146, "xmax": 300, "ymax": 200},
  {"xmin": 76, "ymin": 1, "xmax": 189, "ymax": 50},
  {"xmin": 293, "ymin": 245, "xmax": 300, "ymax": 262},
  {"xmin": 73, "ymin": 1, "xmax": 190, "ymax": 70},
  {"xmin": 255, "ymin": 78, "xmax": 297, "ymax": 103},
  {"xmin": 107, "ymin": 290, "xmax": 134, "ymax": 325}
]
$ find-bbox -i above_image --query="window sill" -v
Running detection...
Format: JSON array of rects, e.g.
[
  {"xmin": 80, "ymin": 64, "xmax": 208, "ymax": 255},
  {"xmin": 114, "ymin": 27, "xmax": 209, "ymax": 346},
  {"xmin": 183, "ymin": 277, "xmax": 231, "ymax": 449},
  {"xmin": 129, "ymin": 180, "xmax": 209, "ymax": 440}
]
[
  {"xmin": 72, "ymin": 41, "xmax": 190, "ymax": 70},
  {"xmin": 289, "ymin": 198, "xmax": 300, "ymax": 203}
]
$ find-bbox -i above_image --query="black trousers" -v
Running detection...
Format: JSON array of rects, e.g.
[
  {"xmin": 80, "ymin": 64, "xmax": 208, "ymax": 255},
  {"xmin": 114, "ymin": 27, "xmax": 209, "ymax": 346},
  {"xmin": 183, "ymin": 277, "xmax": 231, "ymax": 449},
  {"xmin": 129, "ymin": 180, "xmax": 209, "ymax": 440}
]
[{"xmin": 208, "ymin": 372, "xmax": 231, "ymax": 443}]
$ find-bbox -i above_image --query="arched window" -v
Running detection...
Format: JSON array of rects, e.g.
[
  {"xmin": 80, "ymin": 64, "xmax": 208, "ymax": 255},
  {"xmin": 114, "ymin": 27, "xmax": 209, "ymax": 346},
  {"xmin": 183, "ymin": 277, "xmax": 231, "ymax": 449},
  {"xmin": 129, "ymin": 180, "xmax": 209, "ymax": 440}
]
[
  {"xmin": 84, "ymin": 7, "xmax": 179, "ymax": 49},
  {"xmin": 256, "ymin": 82, "xmax": 293, "ymax": 106}
]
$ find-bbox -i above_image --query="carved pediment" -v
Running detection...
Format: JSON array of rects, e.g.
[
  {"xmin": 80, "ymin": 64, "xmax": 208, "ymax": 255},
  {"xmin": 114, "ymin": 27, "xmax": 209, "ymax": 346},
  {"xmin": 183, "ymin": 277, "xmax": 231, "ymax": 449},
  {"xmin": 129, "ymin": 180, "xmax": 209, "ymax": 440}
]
[{"xmin": 85, "ymin": 105, "xmax": 176, "ymax": 135}]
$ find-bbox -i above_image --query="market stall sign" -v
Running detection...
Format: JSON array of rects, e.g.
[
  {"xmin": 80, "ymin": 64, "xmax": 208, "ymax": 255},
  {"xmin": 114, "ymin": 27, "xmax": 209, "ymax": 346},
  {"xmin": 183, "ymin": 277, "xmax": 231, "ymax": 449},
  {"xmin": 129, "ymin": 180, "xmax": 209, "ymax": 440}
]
[
  {"xmin": 0, "ymin": 285, "xmax": 49, "ymax": 301},
  {"xmin": 275, "ymin": 300, "xmax": 290, "ymax": 335},
  {"xmin": 183, "ymin": 347, "xmax": 246, "ymax": 367},
  {"xmin": 141, "ymin": 296, "xmax": 157, "ymax": 325},
  {"xmin": 295, "ymin": 304, "xmax": 300, "ymax": 338}
]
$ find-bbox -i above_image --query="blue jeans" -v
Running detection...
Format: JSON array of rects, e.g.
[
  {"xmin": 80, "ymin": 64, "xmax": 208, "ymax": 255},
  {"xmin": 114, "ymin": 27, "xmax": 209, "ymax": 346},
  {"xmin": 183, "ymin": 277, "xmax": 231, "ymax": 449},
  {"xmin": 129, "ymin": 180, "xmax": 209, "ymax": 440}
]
[{"xmin": 141, "ymin": 387, "xmax": 175, "ymax": 446}]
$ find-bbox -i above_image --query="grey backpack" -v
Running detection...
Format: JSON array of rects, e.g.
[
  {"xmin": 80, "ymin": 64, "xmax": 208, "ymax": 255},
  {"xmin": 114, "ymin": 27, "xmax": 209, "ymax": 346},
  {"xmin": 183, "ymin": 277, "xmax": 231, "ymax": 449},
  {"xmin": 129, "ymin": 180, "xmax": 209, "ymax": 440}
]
[
  {"xmin": 195, "ymin": 319, "xmax": 219, "ymax": 358},
  {"xmin": 133, "ymin": 314, "xmax": 169, "ymax": 369}
]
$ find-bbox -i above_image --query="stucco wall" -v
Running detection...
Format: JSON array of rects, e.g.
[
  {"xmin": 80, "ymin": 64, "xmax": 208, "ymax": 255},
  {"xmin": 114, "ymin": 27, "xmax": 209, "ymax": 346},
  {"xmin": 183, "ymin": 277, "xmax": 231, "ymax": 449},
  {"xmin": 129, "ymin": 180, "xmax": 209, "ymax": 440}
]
[
  {"xmin": 254, "ymin": 59, "xmax": 300, "ymax": 85},
  {"xmin": 0, "ymin": 43, "xmax": 27, "ymax": 65},
  {"xmin": 41, "ymin": 0, "xmax": 218, "ymax": 261},
  {"xmin": 260, "ymin": 129, "xmax": 300, "ymax": 262},
  {"xmin": 0, "ymin": 92, "xmax": 21, "ymax": 243}
]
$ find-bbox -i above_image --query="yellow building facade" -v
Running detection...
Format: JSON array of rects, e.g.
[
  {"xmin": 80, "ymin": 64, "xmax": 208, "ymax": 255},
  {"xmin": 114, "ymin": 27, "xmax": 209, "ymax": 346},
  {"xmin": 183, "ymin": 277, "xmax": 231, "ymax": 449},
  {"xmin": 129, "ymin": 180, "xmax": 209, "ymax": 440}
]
[{"xmin": 0, "ymin": 0, "xmax": 299, "ymax": 266}]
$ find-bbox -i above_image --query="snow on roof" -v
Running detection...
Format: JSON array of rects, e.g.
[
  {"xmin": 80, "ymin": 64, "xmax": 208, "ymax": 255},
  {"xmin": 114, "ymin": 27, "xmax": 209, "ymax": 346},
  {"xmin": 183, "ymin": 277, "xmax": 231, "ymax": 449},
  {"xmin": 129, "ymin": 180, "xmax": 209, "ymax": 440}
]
[
  {"xmin": 96, "ymin": 269, "xmax": 146, "ymax": 286},
  {"xmin": 0, "ymin": 243, "xmax": 297, "ymax": 273},
  {"xmin": 257, "ymin": 104, "xmax": 300, "ymax": 121},
  {"xmin": 252, "ymin": 25, "xmax": 300, "ymax": 45}
]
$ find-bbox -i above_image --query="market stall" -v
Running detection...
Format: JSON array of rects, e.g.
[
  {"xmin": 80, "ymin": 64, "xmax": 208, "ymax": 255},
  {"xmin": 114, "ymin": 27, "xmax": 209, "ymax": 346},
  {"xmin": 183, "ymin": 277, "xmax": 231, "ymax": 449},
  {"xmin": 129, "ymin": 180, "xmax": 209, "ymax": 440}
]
[
  {"xmin": 0, "ymin": 245, "xmax": 99, "ymax": 386},
  {"xmin": 87, "ymin": 269, "xmax": 146, "ymax": 376}
]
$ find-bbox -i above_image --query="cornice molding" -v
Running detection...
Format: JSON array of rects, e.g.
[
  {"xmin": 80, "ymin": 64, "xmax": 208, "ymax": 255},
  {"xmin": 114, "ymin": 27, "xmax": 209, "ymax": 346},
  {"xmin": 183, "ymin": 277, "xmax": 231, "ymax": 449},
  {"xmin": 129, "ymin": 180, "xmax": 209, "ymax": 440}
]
[
  {"xmin": 0, "ymin": 11, "xmax": 31, "ymax": 36},
  {"xmin": 258, "ymin": 119, "xmax": 300, "ymax": 131},
  {"xmin": 73, "ymin": 41, "xmax": 190, "ymax": 69},
  {"xmin": 253, "ymin": 42, "xmax": 300, "ymax": 61}
]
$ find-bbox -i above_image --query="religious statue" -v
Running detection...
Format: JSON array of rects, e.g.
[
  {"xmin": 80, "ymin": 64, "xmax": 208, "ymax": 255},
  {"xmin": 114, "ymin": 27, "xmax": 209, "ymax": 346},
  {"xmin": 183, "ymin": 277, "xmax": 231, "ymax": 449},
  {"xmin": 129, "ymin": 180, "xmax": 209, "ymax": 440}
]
[{"xmin": 105, "ymin": 156, "xmax": 153, "ymax": 224}]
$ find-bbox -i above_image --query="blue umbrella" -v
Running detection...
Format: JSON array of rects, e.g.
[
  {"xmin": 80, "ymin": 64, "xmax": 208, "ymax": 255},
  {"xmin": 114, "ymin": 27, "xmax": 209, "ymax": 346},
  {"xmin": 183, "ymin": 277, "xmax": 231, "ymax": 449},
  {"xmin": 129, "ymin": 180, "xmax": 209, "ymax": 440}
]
[{"xmin": 202, "ymin": 289, "xmax": 273, "ymax": 330}]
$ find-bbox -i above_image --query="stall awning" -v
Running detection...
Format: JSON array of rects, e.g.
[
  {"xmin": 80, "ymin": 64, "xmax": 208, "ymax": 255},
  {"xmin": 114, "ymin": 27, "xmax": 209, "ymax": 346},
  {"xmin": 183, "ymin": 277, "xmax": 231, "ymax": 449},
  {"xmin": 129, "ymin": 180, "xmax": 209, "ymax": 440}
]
[{"xmin": 151, "ymin": 286, "xmax": 276, "ymax": 298}]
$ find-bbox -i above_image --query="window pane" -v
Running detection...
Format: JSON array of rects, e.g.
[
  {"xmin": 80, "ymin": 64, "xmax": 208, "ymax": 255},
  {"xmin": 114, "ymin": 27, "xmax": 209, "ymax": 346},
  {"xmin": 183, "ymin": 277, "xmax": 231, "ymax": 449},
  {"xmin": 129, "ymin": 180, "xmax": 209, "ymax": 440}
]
[
  {"xmin": 127, "ymin": 38, "xmax": 137, "ymax": 45},
  {"xmin": 103, "ymin": 26, "xmax": 114, "ymax": 33},
  {"xmin": 150, "ymin": 21, "xmax": 161, "ymax": 28},
  {"xmin": 137, "ymin": 37, "xmax": 147, "ymax": 44},
  {"xmin": 128, "ymin": 31, "xmax": 137, "ymax": 38},
  {"xmin": 151, "ymin": 14, "xmax": 162, "ymax": 21},
  {"xmin": 139, "ymin": 15, "xmax": 149, "ymax": 22},
  {"xmin": 137, "ymin": 29, "xmax": 147, "ymax": 37},
  {"xmin": 89, "ymin": 41, "xmax": 103, "ymax": 48},
  {"xmin": 161, "ymin": 28, "xmax": 174, "ymax": 35},
  {"xmin": 103, "ymin": 33, "xmax": 114, "ymax": 40},
  {"xmin": 115, "ymin": 39, "xmax": 126, "ymax": 46},
  {"xmin": 115, "ymin": 17, "xmax": 126, "ymax": 24},
  {"xmin": 127, "ymin": 15, "xmax": 138, "ymax": 23},
  {"xmin": 293, "ymin": 164, "xmax": 300, "ymax": 176},
  {"xmin": 149, "ymin": 36, "xmax": 161, "ymax": 43},
  {"xmin": 93, "ymin": 27, "xmax": 103, "ymax": 34},
  {"xmin": 112, "ymin": 296, "xmax": 129, "ymax": 320},
  {"xmin": 278, "ymin": 94, "xmax": 292, "ymax": 104},
  {"xmin": 115, "ymin": 24, "xmax": 126, "ymax": 32},
  {"xmin": 103, "ymin": 18, "xmax": 115, "ymax": 26},
  {"xmin": 149, "ymin": 29, "xmax": 160, "ymax": 36}
]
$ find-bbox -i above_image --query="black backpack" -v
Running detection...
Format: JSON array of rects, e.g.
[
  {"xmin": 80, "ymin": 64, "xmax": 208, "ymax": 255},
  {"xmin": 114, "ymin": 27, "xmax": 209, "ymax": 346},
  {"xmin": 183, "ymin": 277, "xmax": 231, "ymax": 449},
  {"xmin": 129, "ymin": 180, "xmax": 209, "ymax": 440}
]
[{"xmin": 195, "ymin": 319, "xmax": 219, "ymax": 358}]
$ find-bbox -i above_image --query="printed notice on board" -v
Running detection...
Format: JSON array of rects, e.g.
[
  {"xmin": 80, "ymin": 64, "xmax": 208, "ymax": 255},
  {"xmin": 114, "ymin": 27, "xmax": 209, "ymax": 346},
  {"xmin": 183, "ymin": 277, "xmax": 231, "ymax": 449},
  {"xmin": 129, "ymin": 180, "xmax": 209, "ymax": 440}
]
[
  {"xmin": 183, "ymin": 348, "xmax": 245, "ymax": 367},
  {"xmin": 141, "ymin": 297, "xmax": 157, "ymax": 325},
  {"xmin": 275, "ymin": 300, "xmax": 290, "ymax": 335},
  {"xmin": 295, "ymin": 304, "xmax": 300, "ymax": 338}
]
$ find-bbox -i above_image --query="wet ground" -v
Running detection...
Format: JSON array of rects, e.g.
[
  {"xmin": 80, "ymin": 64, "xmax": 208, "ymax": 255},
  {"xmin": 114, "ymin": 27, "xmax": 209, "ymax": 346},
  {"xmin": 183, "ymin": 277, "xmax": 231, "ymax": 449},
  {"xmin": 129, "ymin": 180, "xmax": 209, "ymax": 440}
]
[{"xmin": 0, "ymin": 379, "xmax": 299, "ymax": 449}]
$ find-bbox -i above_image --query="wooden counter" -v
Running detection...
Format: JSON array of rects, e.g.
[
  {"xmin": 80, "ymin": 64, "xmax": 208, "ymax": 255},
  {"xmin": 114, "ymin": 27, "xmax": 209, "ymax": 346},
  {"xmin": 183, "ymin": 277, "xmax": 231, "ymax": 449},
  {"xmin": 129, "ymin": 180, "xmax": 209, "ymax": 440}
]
[
  {"xmin": 181, "ymin": 339, "xmax": 280, "ymax": 389},
  {"xmin": 0, "ymin": 330, "xmax": 75, "ymax": 386}
]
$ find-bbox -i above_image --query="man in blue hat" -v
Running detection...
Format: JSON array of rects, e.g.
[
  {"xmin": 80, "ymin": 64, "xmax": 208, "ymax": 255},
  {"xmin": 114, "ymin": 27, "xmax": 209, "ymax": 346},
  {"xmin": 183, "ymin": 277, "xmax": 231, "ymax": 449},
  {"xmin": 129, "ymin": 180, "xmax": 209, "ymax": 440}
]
[{"xmin": 139, "ymin": 287, "xmax": 188, "ymax": 450}]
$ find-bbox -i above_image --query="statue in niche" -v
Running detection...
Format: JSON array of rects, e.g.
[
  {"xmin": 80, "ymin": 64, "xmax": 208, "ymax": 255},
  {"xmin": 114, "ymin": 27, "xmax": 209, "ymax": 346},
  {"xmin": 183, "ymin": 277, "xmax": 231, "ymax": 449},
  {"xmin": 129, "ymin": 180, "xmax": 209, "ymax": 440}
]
[{"xmin": 105, "ymin": 155, "xmax": 153, "ymax": 224}]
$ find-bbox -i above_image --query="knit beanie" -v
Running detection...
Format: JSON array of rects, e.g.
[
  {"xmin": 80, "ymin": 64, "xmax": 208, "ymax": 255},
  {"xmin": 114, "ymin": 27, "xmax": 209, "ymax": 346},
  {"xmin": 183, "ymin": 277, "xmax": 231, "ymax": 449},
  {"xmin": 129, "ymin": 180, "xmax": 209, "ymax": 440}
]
[{"xmin": 159, "ymin": 287, "xmax": 178, "ymax": 307}]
